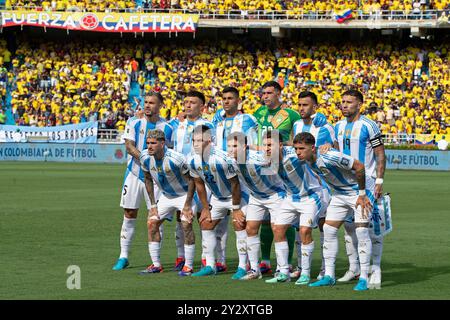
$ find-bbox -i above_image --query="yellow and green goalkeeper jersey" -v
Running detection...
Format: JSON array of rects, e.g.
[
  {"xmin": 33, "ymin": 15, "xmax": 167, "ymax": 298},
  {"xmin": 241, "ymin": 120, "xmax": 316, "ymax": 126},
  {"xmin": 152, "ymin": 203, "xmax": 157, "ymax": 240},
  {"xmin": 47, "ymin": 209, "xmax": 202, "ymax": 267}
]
[{"xmin": 253, "ymin": 105, "xmax": 301, "ymax": 144}]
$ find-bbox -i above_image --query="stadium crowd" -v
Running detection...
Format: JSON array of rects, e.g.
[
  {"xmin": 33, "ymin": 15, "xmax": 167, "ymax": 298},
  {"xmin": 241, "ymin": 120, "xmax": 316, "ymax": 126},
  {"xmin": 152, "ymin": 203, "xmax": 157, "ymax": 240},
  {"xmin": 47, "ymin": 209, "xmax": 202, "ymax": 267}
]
[
  {"xmin": 2, "ymin": 38, "xmax": 449, "ymax": 136},
  {"xmin": 2, "ymin": 0, "xmax": 449, "ymax": 13}
]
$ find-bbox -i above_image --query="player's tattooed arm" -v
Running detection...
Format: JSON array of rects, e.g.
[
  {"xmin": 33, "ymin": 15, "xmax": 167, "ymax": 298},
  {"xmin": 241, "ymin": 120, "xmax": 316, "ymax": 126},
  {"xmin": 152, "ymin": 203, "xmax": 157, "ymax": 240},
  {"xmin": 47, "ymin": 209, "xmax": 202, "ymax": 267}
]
[
  {"xmin": 374, "ymin": 144, "xmax": 386, "ymax": 199},
  {"xmin": 230, "ymin": 176, "xmax": 241, "ymax": 207},
  {"xmin": 181, "ymin": 173, "xmax": 195, "ymax": 223},
  {"xmin": 353, "ymin": 160, "xmax": 366, "ymax": 191},
  {"xmin": 144, "ymin": 171, "xmax": 156, "ymax": 207},
  {"xmin": 125, "ymin": 139, "xmax": 141, "ymax": 161},
  {"xmin": 194, "ymin": 177, "xmax": 209, "ymax": 211},
  {"xmin": 353, "ymin": 159, "xmax": 372, "ymax": 219},
  {"xmin": 230, "ymin": 176, "xmax": 245, "ymax": 229},
  {"xmin": 333, "ymin": 141, "xmax": 340, "ymax": 151}
]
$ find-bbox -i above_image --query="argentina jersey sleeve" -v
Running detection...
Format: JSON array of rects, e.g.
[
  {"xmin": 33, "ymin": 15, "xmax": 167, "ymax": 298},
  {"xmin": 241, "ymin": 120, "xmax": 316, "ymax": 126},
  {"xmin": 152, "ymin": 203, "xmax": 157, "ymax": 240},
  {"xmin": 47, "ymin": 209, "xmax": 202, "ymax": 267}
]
[
  {"xmin": 322, "ymin": 150, "xmax": 354, "ymax": 171},
  {"xmin": 363, "ymin": 117, "xmax": 383, "ymax": 149},
  {"xmin": 187, "ymin": 156, "xmax": 200, "ymax": 178},
  {"xmin": 140, "ymin": 157, "xmax": 151, "ymax": 173},
  {"xmin": 242, "ymin": 114, "xmax": 259, "ymax": 147},
  {"xmin": 123, "ymin": 118, "xmax": 137, "ymax": 141},
  {"xmin": 317, "ymin": 124, "xmax": 336, "ymax": 146}
]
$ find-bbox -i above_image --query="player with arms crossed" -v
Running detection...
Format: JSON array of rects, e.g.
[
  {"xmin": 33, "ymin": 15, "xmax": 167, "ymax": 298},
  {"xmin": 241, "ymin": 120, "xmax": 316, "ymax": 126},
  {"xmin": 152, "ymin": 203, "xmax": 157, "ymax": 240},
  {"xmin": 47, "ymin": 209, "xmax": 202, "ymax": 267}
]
[
  {"xmin": 139, "ymin": 129, "xmax": 197, "ymax": 275},
  {"xmin": 112, "ymin": 92, "xmax": 173, "ymax": 271},
  {"xmin": 294, "ymin": 132, "xmax": 373, "ymax": 291}
]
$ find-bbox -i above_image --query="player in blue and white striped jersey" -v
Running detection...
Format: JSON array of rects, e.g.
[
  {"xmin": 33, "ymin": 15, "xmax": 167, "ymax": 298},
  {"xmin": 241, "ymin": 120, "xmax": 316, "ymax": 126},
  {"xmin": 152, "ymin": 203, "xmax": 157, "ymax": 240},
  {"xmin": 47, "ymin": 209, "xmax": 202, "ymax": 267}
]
[
  {"xmin": 332, "ymin": 90, "xmax": 386, "ymax": 288},
  {"xmin": 112, "ymin": 92, "xmax": 173, "ymax": 271},
  {"xmin": 139, "ymin": 129, "xmax": 197, "ymax": 276},
  {"xmin": 269, "ymin": 138, "xmax": 329, "ymax": 285},
  {"xmin": 226, "ymin": 131, "xmax": 287, "ymax": 281},
  {"xmin": 213, "ymin": 87, "xmax": 259, "ymax": 151},
  {"xmin": 186, "ymin": 125, "xmax": 246, "ymax": 277},
  {"xmin": 292, "ymin": 91, "xmax": 334, "ymax": 280},
  {"xmin": 294, "ymin": 132, "xmax": 373, "ymax": 291},
  {"xmin": 168, "ymin": 91, "xmax": 216, "ymax": 271},
  {"xmin": 211, "ymin": 87, "xmax": 259, "ymax": 274},
  {"xmin": 169, "ymin": 91, "xmax": 215, "ymax": 156}
]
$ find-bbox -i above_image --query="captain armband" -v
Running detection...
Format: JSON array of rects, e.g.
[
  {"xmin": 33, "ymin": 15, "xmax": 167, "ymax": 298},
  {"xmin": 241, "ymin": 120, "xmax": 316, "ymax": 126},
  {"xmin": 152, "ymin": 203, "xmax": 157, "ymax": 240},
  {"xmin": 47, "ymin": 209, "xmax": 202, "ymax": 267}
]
[{"xmin": 370, "ymin": 135, "xmax": 383, "ymax": 148}]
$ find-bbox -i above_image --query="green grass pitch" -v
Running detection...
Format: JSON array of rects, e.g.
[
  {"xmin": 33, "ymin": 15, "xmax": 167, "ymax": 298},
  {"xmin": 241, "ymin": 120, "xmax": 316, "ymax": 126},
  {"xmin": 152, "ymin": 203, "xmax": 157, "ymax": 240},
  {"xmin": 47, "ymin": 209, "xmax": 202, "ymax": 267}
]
[{"xmin": 1, "ymin": 162, "xmax": 449, "ymax": 300}]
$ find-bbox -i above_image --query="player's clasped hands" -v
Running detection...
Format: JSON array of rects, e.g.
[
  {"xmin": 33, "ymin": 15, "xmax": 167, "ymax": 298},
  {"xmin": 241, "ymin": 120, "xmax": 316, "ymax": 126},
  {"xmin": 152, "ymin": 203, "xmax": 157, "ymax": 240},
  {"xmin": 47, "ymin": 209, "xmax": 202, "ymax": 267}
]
[
  {"xmin": 356, "ymin": 195, "xmax": 373, "ymax": 220},
  {"xmin": 199, "ymin": 207, "xmax": 212, "ymax": 224},
  {"xmin": 148, "ymin": 207, "xmax": 160, "ymax": 222},
  {"xmin": 232, "ymin": 209, "xmax": 246, "ymax": 229},
  {"xmin": 181, "ymin": 206, "xmax": 194, "ymax": 223}
]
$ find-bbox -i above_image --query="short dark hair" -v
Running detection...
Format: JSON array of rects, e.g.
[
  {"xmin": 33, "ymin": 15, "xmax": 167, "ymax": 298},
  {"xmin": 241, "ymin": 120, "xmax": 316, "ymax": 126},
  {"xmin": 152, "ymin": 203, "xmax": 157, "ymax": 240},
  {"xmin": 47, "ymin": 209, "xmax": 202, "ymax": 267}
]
[
  {"xmin": 293, "ymin": 132, "xmax": 316, "ymax": 146},
  {"xmin": 222, "ymin": 86, "xmax": 240, "ymax": 98},
  {"xmin": 226, "ymin": 131, "xmax": 248, "ymax": 146},
  {"xmin": 342, "ymin": 89, "xmax": 364, "ymax": 103},
  {"xmin": 186, "ymin": 90, "xmax": 206, "ymax": 105},
  {"xmin": 262, "ymin": 81, "xmax": 282, "ymax": 92},
  {"xmin": 298, "ymin": 91, "xmax": 318, "ymax": 105},
  {"xmin": 146, "ymin": 91, "xmax": 164, "ymax": 104}
]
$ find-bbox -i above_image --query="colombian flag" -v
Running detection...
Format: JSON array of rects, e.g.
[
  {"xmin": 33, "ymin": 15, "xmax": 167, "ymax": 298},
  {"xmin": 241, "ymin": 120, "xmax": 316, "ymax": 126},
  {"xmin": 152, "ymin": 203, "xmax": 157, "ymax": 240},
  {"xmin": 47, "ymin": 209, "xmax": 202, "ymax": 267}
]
[
  {"xmin": 336, "ymin": 9, "xmax": 353, "ymax": 23},
  {"xmin": 300, "ymin": 58, "xmax": 312, "ymax": 69}
]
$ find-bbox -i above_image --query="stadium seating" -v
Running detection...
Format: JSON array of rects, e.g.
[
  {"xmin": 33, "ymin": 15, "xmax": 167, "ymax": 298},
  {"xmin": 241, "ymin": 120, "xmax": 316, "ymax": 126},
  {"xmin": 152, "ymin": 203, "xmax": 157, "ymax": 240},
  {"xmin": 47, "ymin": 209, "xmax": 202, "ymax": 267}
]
[
  {"xmin": 8, "ymin": 39, "xmax": 133, "ymax": 130},
  {"xmin": 2, "ymin": 0, "xmax": 449, "ymax": 12},
  {"xmin": 4, "ymin": 37, "xmax": 448, "ymax": 135}
]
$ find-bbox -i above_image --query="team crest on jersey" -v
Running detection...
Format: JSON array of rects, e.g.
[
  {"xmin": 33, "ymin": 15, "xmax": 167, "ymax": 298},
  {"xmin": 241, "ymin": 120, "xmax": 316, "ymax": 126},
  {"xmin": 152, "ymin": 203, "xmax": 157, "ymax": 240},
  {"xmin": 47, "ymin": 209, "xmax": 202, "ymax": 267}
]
[
  {"xmin": 157, "ymin": 166, "xmax": 163, "ymax": 173},
  {"xmin": 345, "ymin": 129, "xmax": 351, "ymax": 136},
  {"xmin": 340, "ymin": 158, "xmax": 350, "ymax": 167},
  {"xmin": 203, "ymin": 165, "xmax": 209, "ymax": 171},
  {"xmin": 285, "ymin": 164, "xmax": 294, "ymax": 172},
  {"xmin": 249, "ymin": 169, "xmax": 256, "ymax": 177},
  {"xmin": 197, "ymin": 166, "xmax": 202, "ymax": 171},
  {"xmin": 164, "ymin": 165, "xmax": 171, "ymax": 173},
  {"xmin": 319, "ymin": 167, "xmax": 330, "ymax": 175},
  {"xmin": 211, "ymin": 166, "xmax": 217, "ymax": 173}
]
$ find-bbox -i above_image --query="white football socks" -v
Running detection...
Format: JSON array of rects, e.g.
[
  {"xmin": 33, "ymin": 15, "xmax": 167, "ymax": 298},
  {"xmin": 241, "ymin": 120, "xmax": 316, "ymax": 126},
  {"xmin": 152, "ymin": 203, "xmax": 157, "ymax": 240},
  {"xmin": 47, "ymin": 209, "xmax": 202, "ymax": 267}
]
[
  {"xmin": 149, "ymin": 241, "xmax": 161, "ymax": 267},
  {"xmin": 119, "ymin": 217, "xmax": 136, "ymax": 259},
  {"xmin": 274, "ymin": 241, "xmax": 290, "ymax": 275},
  {"xmin": 235, "ymin": 230, "xmax": 248, "ymax": 270},
  {"xmin": 344, "ymin": 222, "xmax": 360, "ymax": 273},
  {"xmin": 202, "ymin": 229, "xmax": 217, "ymax": 268},
  {"xmin": 184, "ymin": 244, "xmax": 195, "ymax": 270},
  {"xmin": 355, "ymin": 227, "xmax": 372, "ymax": 281},
  {"xmin": 370, "ymin": 233, "xmax": 383, "ymax": 273},
  {"xmin": 301, "ymin": 241, "xmax": 314, "ymax": 277},
  {"xmin": 323, "ymin": 224, "xmax": 338, "ymax": 279},
  {"xmin": 246, "ymin": 235, "xmax": 261, "ymax": 273}
]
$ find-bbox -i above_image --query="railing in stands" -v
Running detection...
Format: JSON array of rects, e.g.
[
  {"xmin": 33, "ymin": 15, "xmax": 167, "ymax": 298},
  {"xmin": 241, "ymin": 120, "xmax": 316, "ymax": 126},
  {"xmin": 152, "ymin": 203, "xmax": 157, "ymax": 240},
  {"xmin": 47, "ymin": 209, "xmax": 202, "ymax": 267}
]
[{"xmin": 0, "ymin": 6, "xmax": 448, "ymax": 22}]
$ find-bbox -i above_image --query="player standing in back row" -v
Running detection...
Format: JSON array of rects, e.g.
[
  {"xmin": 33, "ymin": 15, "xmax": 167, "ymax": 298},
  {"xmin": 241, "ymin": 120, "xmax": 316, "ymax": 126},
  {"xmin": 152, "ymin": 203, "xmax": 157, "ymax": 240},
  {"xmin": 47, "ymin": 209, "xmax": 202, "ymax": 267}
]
[
  {"xmin": 112, "ymin": 92, "xmax": 173, "ymax": 271},
  {"xmin": 253, "ymin": 81, "xmax": 327, "ymax": 275}
]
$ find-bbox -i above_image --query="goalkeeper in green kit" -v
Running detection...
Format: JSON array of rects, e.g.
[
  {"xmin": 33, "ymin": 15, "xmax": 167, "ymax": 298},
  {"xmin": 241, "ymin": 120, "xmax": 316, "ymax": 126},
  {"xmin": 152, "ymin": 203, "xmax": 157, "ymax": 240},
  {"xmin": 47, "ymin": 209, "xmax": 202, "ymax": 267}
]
[{"xmin": 253, "ymin": 81, "xmax": 327, "ymax": 275}]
